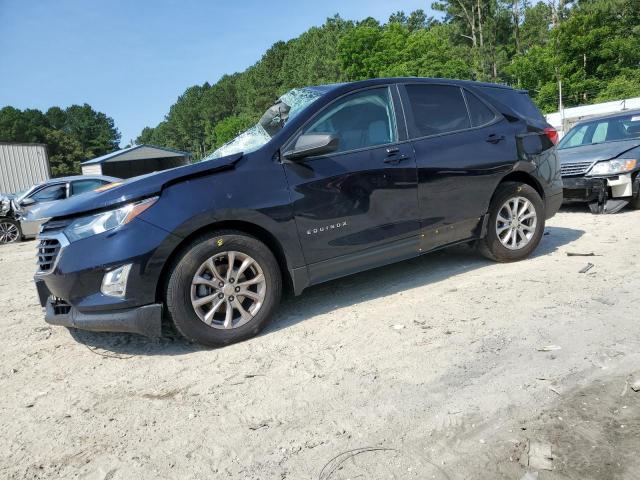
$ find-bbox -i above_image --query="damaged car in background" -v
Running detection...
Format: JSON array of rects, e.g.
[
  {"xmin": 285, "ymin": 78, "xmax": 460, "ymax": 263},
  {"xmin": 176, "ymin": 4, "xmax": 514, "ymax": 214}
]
[
  {"xmin": 0, "ymin": 176, "xmax": 118, "ymax": 244},
  {"xmin": 0, "ymin": 193, "xmax": 21, "ymax": 244},
  {"xmin": 559, "ymin": 110, "xmax": 640, "ymax": 213}
]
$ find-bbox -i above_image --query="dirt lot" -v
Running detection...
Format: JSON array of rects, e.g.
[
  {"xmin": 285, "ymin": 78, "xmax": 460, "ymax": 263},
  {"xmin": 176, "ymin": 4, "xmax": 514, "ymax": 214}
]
[{"xmin": 1, "ymin": 207, "xmax": 639, "ymax": 480}]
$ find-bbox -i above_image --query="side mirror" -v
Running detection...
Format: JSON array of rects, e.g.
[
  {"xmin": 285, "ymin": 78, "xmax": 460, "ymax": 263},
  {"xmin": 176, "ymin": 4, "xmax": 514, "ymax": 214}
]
[
  {"xmin": 283, "ymin": 133, "xmax": 339, "ymax": 160},
  {"xmin": 20, "ymin": 197, "xmax": 36, "ymax": 207}
]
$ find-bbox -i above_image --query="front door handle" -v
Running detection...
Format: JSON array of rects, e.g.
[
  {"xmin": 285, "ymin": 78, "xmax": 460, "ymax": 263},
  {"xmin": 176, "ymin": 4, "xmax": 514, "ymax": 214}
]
[
  {"xmin": 384, "ymin": 154, "xmax": 410, "ymax": 165},
  {"xmin": 486, "ymin": 134, "xmax": 505, "ymax": 144}
]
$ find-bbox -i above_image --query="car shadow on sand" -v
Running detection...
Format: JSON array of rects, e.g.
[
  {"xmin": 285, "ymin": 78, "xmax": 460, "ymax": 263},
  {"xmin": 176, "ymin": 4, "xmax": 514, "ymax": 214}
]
[{"xmin": 69, "ymin": 226, "xmax": 584, "ymax": 356}]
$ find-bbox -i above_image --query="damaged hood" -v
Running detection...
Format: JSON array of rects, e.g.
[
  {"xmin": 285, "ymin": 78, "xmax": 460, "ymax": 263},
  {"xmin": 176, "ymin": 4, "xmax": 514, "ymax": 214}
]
[
  {"xmin": 559, "ymin": 139, "xmax": 640, "ymax": 164},
  {"xmin": 36, "ymin": 153, "xmax": 242, "ymax": 220}
]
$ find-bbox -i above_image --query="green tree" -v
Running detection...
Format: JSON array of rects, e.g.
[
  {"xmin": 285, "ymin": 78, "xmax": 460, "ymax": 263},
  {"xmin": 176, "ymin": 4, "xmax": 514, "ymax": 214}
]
[
  {"xmin": 595, "ymin": 71, "xmax": 640, "ymax": 102},
  {"xmin": 213, "ymin": 114, "xmax": 255, "ymax": 147},
  {"xmin": 45, "ymin": 129, "xmax": 85, "ymax": 176},
  {"xmin": 0, "ymin": 104, "xmax": 121, "ymax": 176}
]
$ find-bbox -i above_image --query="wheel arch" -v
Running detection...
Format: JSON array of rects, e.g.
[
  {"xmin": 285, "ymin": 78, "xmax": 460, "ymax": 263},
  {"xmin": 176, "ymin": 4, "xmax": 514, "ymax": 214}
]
[
  {"xmin": 495, "ymin": 170, "xmax": 545, "ymax": 201},
  {"xmin": 155, "ymin": 220, "xmax": 294, "ymax": 303}
]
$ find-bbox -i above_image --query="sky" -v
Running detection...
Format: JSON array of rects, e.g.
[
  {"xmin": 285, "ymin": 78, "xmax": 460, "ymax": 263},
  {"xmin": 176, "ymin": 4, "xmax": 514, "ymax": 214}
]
[{"xmin": 0, "ymin": 0, "xmax": 433, "ymax": 146}]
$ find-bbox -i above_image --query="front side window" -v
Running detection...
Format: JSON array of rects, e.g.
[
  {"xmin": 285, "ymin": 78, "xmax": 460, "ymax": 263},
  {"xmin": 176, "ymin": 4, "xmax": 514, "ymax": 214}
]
[
  {"xmin": 205, "ymin": 87, "xmax": 328, "ymax": 160},
  {"xmin": 30, "ymin": 184, "xmax": 67, "ymax": 202},
  {"xmin": 301, "ymin": 87, "xmax": 397, "ymax": 154},
  {"xmin": 562, "ymin": 124, "xmax": 588, "ymax": 148},
  {"xmin": 405, "ymin": 84, "xmax": 471, "ymax": 137},
  {"xmin": 71, "ymin": 179, "xmax": 105, "ymax": 196}
]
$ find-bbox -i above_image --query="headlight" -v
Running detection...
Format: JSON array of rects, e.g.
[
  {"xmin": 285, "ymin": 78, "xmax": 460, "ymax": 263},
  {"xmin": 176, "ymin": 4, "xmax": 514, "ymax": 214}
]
[
  {"xmin": 64, "ymin": 197, "xmax": 158, "ymax": 242},
  {"xmin": 587, "ymin": 158, "xmax": 637, "ymax": 176}
]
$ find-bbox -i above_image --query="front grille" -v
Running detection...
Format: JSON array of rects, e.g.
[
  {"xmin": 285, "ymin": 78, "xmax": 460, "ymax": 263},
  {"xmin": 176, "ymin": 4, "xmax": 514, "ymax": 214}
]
[
  {"xmin": 561, "ymin": 161, "xmax": 593, "ymax": 177},
  {"xmin": 37, "ymin": 238, "xmax": 61, "ymax": 273}
]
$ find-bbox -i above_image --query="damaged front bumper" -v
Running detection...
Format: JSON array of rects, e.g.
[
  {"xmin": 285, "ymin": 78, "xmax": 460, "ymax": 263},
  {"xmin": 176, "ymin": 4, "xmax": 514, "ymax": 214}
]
[
  {"xmin": 36, "ymin": 279, "xmax": 162, "ymax": 338},
  {"xmin": 562, "ymin": 174, "xmax": 635, "ymax": 213},
  {"xmin": 562, "ymin": 176, "xmax": 608, "ymax": 204}
]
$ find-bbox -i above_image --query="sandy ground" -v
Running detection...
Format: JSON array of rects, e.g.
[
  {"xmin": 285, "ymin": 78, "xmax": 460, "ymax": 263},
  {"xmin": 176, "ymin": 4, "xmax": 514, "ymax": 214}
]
[{"xmin": 1, "ymin": 206, "xmax": 639, "ymax": 480}]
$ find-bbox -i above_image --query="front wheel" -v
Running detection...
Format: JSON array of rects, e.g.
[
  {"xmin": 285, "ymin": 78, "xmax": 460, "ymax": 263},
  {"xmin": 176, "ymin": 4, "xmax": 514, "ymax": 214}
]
[
  {"xmin": 478, "ymin": 182, "xmax": 545, "ymax": 262},
  {"xmin": 165, "ymin": 231, "xmax": 282, "ymax": 347},
  {"xmin": 0, "ymin": 219, "xmax": 21, "ymax": 244}
]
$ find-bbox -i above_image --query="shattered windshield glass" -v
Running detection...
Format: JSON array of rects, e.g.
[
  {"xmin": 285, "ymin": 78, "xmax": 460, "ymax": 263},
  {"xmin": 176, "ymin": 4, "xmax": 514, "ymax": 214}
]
[{"xmin": 204, "ymin": 87, "xmax": 326, "ymax": 160}]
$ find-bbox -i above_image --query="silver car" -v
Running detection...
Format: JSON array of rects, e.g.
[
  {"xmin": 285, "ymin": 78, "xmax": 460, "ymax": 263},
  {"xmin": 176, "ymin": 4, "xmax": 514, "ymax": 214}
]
[{"xmin": 16, "ymin": 175, "xmax": 119, "ymax": 239}]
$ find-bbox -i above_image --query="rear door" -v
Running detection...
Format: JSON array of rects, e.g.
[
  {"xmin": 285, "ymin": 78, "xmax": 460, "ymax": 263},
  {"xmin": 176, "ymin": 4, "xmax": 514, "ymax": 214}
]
[
  {"xmin": 282, "ymin": 85, "xmax": 420, "ymax": 283},
  {"xmin": 399, "ymin": 83, "xmax": 515, "ymax": 250}
]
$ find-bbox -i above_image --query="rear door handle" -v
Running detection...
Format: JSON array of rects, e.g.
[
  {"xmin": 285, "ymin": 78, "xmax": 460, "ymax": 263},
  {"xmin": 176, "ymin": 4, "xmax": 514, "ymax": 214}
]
[{"xmin": 486, "ymin": 134, "xmax": 505, "ymax": 144}]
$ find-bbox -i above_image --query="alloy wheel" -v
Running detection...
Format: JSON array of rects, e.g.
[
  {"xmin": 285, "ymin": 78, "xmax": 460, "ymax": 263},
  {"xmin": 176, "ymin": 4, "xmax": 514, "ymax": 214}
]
[
  {"xmin": 495, "ymin": 196, "xmax": 537, "ymax": 250},
  {"xmin": 190, "ymin": 250, "xmax": 267, "ymax": 329},
  {"xmin": 0, "ymin": 221, "xmax": 19, "ymax": 244}
]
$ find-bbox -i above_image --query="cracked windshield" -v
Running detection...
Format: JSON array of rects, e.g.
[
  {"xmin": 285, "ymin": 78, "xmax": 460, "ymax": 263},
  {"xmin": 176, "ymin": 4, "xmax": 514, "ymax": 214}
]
[{"xmin": 204, "ymin": 87, "xmax": 328, "ymax": 160}]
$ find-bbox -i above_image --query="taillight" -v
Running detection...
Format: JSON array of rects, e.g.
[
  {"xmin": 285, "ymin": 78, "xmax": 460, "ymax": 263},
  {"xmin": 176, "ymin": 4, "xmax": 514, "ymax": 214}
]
[{"xmin": 544, "ymin": 127, "xmax": 559, "ymax": 145}]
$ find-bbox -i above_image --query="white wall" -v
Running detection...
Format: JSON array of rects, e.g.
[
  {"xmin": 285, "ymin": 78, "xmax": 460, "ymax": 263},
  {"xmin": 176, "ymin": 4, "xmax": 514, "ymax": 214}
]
[
  {"xmin": 546, "ymin": 97, "xmax": 640, "ymax": 137},
  {"xmin": 0, "ymin": 143, "xmax": 50, "ymax": 193},
  {"xmin": 81, "ymin": 164, "xmax": 103, "ymax": 176}
]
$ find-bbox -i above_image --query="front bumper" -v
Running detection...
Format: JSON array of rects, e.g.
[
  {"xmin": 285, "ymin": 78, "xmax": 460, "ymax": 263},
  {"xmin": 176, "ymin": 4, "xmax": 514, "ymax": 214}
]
[
  {"xmin": 37, "ymin": 280, "xmax": 162, "ymax": 337},
  {"xmin": 562, "ymin": 176, "xmax": 608, "ymax": 203},
  {"xmin": 562, "ymin": 172, "xmax": 634, "ymax": 203},
  {"xmin": 33, "ymin": 216, "xmax": 181, "ymax": 337},
  {"xmin": 20, "ymin": 218, "xmax": 45, "ymax": 239}
]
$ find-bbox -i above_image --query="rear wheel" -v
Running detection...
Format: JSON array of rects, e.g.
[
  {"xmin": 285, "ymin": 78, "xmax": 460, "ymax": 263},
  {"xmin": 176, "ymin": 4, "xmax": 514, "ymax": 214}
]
[
  {"xmin": 165, "ymin": 231, "xmax": 281, "ymax": 347},
  {"xmin": 0, "ymin": 219, "xmax": 21, "ymax": 244},
  {"xmin": 478, "ymin": 182, "xmax": 545, "ymax": 262}
]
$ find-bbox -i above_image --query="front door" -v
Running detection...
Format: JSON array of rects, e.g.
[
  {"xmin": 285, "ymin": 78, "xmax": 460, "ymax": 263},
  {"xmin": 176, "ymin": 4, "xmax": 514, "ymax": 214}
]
[{"xmin": 282, "ymin": 86, "xmax": 420, "ymax": 282}]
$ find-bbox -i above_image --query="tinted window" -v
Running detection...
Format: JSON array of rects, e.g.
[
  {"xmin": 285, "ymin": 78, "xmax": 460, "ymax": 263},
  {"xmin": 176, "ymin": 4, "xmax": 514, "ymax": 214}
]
[
  {"xmin": 405, "ymin": 84, "xmax": 470, "ymax": 137},
  {"xmin": 31, "ymin": 184, "xmax": 66, "ymax": 202},
  {"xmin": 479, "ymin": 87, "xmax": 545, "ymax": 123},
  {"xmin": 71, "ymin": 179, "xmax": 105, "ymax": 196},
  {"xmin": 303, "ymin": 87, "xmax": 397, "ymax": 154},
  {"xmin": 465, "ymin": 91, "xmax": 496, "ymax": 127}
]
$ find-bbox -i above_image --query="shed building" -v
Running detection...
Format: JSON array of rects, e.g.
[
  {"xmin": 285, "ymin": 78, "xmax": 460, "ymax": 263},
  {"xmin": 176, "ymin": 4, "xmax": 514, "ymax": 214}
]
[
  {"xmin": 81, "ymin": 144, "xmax": 192, "ymax": 179},
  {"xmin": 0, "ymin": 143, "xmax": 50, "ymax": 194}
]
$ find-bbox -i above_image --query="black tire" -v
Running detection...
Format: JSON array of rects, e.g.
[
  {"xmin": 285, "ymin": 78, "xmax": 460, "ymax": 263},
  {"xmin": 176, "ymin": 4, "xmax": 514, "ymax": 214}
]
[
  {"xmin": 0, "ymin": 218, "xmax": 21, "ymax": 244},
  {"xmin": 165, "ymin": 230, "xmax": 282, "ymax": 347},
  {"xmin": 630, "ymin": 177, "xmax": 640, "ymax": 210},
  {"xmin": 478, "ymin": 182, "xmax": 545, "ymax": 262}
]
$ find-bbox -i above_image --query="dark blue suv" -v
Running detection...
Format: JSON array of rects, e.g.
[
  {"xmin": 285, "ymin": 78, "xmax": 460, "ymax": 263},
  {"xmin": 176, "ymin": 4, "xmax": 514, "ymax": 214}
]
[{"xmin": 34, "ymin": 78, "xmax": 562, "ymax": 347}]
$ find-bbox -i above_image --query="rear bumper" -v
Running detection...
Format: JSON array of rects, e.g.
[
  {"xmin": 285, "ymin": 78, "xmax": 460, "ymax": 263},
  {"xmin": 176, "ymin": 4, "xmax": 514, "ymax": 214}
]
[
  {"xmin": 545, "ymin": 192, "xmax": 563, "ymax": 219},
  {"xmin": 37, "ymin": 279, "xmax": 162, "ymax": 338},
  {"xmin": 562, "ymin": 176, "xmax": 608, "ymax": 203}
]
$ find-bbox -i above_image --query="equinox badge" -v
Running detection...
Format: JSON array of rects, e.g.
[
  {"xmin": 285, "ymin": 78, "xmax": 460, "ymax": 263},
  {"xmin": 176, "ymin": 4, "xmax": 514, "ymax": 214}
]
[{"xmin": 307, "ymin": 221, "xmax": 347, "ymax": 235}]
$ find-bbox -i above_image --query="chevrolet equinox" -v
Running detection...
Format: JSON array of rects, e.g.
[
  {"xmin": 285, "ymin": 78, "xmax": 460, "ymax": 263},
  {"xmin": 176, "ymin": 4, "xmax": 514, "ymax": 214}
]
[{"xmin": 34, "ymin": 78, "xmax": 562, "ymax": 347}]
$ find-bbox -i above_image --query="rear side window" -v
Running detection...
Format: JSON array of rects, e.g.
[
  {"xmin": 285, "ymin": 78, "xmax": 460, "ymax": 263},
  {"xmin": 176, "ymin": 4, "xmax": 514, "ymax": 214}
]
[
  {"xmin": 479, "ymin": 87, "xmax": 545, "ymax": 123},
  {"xmin": 464, "ymin": 91, "xmax": 496, "ymax": 127},
  {"xmin": 405, "ymin": 84, "xmax": 470, "ymax": 137}
]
